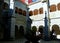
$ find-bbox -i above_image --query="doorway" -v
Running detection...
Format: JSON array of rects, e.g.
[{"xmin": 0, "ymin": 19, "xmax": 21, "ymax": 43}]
[{"xmin": 19, "ymin": 26, "xmax": 24, "ymax": 37}]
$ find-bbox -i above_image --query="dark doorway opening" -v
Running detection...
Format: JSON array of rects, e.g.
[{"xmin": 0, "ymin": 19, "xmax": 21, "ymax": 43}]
[
  {"xmin": 19, "ymin": 26, "xmax": 24, "ymax": 38},
  {"xmin": 15, "ymin": 25, "xmax": 19, "ymax": 39}
]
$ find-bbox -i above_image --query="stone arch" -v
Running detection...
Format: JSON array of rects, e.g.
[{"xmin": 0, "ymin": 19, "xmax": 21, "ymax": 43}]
[
  {"xmin": 57, "ymin": 3, "xmax": 60, "ymax": 10},
  {"xmin": 52, "ymin": 24, "xmax": 60, "ymax": 35},
  {"xmin": 50, "ymin": 4, "xmax": 56, "ymax": 12}
]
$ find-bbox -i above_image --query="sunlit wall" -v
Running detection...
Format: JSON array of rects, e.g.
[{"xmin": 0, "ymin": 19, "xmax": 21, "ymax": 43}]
[{"xmin": 28, "ymin": 0, "xmax": 60, "ymax": 30}]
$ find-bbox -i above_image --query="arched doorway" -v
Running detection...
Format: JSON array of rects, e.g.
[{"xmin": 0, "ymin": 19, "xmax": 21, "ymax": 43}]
[
  {"xmin": 38, "ymin": 26, "xmax": 44, "ymax": 33},
  {"xmin": 38, "ymin": 26, "xmax": 44, "ymax": 39},
  {"xmin": 19, "ymin": 26, "xmax": 24, "ymax": 37},
  {"xmin": 32, "ymin": 26, "xmax": 37, "ymax": 33},
  {"xmin": 57, "ymin": 3, "xmax": 60, "ymax": 10},
  {"xmin": 52, "ymin": 24, "xmax": 60, "ymax": 35},
  {"xmin": 15, "ymin": 25, "xmax": 18, "ymax": 39}
]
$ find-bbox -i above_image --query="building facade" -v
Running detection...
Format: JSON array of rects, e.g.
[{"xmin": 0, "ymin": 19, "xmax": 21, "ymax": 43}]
[
  {"xmin": 0, "ymin": 0, "xmax": 30, "ymax": 39},
  {"xmin": 15, "ymin": 0, "xmax": 28, "ymax": 38},
  {"xmin": 28, "ymin": 0, "xmax": 60, "ymax": 35}
]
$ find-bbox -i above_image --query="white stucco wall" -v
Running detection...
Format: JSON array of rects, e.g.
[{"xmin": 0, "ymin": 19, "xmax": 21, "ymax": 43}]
[{"xmin": 28, "ymin": 0, "xmax": 60, "ymax": 30}]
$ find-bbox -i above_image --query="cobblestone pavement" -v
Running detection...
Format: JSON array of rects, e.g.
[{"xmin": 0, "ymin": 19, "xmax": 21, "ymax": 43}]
[{"xmin": 0, "ymin": 37, "xmax": 60, "ymax": 43}]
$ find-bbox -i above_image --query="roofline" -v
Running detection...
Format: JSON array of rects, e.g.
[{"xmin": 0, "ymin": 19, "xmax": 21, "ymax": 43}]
[
  {"xmin": 27, "ymin": 0, "xmax": 47, "ymax": 6},
  {"xmin": 15, "ymin": 0, "xmax": 28, "ymax": 6},
  {"xmin": 27, "ymin": 1, "xmax": 41, "ymax": 6}
]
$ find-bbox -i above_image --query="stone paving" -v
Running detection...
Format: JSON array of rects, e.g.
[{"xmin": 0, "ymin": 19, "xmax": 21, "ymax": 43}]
[{"xmin": 0, "ymin": 37, "xmax": 60, "ymax": 43}]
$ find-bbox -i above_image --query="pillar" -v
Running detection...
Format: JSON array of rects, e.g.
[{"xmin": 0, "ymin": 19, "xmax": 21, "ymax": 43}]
[
  {"xmin": 26, "ymin": 7, "xmax": 32, "ymax": 34},
  {"xmin": 9, "ymin": 0, "xmax": 15, "ymax": 40},
  {"xmin": 44, "ymin": 11, "xmax": 50, "ymax": 40}
]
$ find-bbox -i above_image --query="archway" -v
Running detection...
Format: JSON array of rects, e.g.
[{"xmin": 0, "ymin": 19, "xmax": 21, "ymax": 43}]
[
  {"xmin": 38, "ymin": 26, "xmax": 44, "ymax": 39},
  {"xmin": 52, "ymin": 24, "xmax": 60, "ymax": 35},
  {"xmin": 32, "ymin": 26, "xmax": 37, "ymax": 33},
  {"xmin": 50, "ymin": 4, "xmax": 56, "ymax": 12},
  {"xmin": 57, "ymin": 3, "xmax": 60, "ymax": 10},
  {"xmin": 15, "ymin": 25, "xmax": 18, "ymax": 39},
  {"xmin": 38, "ymin": 26, "xmax": 44, "ymax": 33},
  {"xmin": 19, "ymin": 26, "xmax": 24, "ymax": 37}
]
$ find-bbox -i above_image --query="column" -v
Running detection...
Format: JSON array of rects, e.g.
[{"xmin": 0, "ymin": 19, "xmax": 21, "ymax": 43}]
[
  {"xmin": 44, "ymin": 11, "xmax": 50, "ymax": 40},
  {"xmin": 26, "ymin": 7, "xmax": 32, "ymax": 34},
  {"xmin": 44, "ymin": 0, "xmax": 50, "ymax": 40},
  {"xmin": 9, "ymin": 0, "xmax": 15, "ymax": 40}
]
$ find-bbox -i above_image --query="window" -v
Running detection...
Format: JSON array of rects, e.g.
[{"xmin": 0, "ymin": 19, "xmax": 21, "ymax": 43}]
[
  {"xmin": 19, "ymin": 26, "xmax": 24, "ymax": 35},
  {"xmin": 34, "ymin": 9, "xmax": 38, "ymax": 15},
  {"xmin": 50, "ymin": 5, "xmax": 56, "ymax": 12},
  {"xmin": 22, "ymin": 10, "xmax": 26, "ymax": 16},
  {"xmin": 15, "ymin": 7, "xmax": 18, "ymax": 13},
  {"xmin": 18, "ymin": 8, "xmax": 22, "ymax": 14},
  {"xmin": 57, "ymin": 3, "xmax": 60, "ymax": 10},
  {"xmin": 39, "ymin": 8, "xmax": 43, "ymax": 14},
  {"xmin": 29, "ymin": 11, "xmax": 33, "ymax": 16}
]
